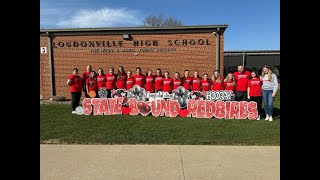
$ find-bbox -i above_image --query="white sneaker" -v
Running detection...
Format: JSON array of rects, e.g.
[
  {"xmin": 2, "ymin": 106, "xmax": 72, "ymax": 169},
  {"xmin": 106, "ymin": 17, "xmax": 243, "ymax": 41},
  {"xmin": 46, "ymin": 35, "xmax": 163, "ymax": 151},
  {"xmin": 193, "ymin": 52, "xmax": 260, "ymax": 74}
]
[
  {"xmin": 72, "ymin": 111, "xmax": 77, "ymax": 114},
  {"xmin": 269, "ymin": 116, "xmax": 273, "ymax": 121},
  {"xmin": 256, "ymin": 115, "xmax": 261, "ymax": 120},
  {"xmin": 265, "ymin": 116, "xmax": 269, "ymax": 120}
]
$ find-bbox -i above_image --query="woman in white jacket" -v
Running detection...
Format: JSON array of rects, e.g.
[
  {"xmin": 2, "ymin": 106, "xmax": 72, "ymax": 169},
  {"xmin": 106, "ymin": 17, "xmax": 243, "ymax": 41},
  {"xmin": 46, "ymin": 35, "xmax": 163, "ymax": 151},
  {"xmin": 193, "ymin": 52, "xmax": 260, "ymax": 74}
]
[{"xmin": 260, "ymin": 65, "xmax": 279, "ymax": 121}]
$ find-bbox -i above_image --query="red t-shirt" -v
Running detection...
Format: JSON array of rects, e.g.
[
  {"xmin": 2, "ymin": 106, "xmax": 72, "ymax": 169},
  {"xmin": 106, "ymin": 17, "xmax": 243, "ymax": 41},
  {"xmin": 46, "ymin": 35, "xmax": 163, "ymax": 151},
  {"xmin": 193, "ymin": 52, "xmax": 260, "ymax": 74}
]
[
  {"xmin": 163, "ymin": 78, "xmax": 173, "ymax": 92},
  {"xmin": 224, "ymin": 80, "xmax": 236, "ymax": 93},
  {"xmin": 192, "ymin": 77, "xmax": 201, "ymax": 91},
  {"xmin": 68, "ymin": 74, "xmax": 82, "ymax": 92},
  {"xmin": 134, "ymin": 74, "xmax": 145, "ymax": 88},
  {"xmin": 212, "ymin": 77, "xmax": 225, "ymax": 91},
  {"xmin": 105, "ymin": 73, "xmax": 117, "ymax": 90},
  {"xmin": 248, "ymin": 78, "xmax": 262, "ymax": 96},
  {"xmin": 117, "ymin": 73, "xmax": 127, "ymax": 89},
  {"xmin": 154, "ymin": 75, "xmax": 164, "ymax": 91},
  {"xmin": 82, "ymin": 71, "xmax": 90, "ymax": 85},
  {"xmin": 183, "ymin": 76, "xmax": 193, "ymax": 90},
  {"xmin": 201, "ymin": 79, "xmax": 211, "ymax": 92},
  {"xmin": 173, "ymin": 78, "xmax": 182, "ymax": 90},
  {"xmin": 96, "ymin": 75, "xmax": 107, "ymax": 90},
  {"xmin": 126, "ymin": 77, "xmax": 135, "ymax": 90},
  {"xmin": 233, "ymin": 71, "xmax": 251, "ymax": 91},
  {"xmin": 145, "ymin": 75, "xmax": 155, "ymax": 92},
  {"xmin": 86, "ymin": 77, "xmax": 98, "ymax": 92}
]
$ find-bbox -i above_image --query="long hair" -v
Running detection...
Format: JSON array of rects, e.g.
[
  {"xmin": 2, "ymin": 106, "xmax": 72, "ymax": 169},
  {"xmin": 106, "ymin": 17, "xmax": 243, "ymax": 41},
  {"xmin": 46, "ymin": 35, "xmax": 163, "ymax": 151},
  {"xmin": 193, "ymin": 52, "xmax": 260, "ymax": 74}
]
[
  {"xmin": 224, "ymin": 73, "xmax": 234, "ymax": 82},
  {"xmin": 261, "ymin": 65, "xmax": 273, "ymax": 81},
  {"xmin": 212, "ymin": 70, "xmax": 222, "ymax": 83},
  {"xmin": 117, "ymin": 66, "xmax": 125, "ymax": 79}
]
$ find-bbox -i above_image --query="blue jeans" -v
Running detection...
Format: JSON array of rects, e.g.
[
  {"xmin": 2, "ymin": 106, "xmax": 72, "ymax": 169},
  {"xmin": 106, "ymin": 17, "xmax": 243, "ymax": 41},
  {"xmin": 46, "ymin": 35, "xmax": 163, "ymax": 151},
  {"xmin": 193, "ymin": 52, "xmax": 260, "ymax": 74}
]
[{"xmin": 262, "ymin": 90, "xmax": 274, "ymax": 116}]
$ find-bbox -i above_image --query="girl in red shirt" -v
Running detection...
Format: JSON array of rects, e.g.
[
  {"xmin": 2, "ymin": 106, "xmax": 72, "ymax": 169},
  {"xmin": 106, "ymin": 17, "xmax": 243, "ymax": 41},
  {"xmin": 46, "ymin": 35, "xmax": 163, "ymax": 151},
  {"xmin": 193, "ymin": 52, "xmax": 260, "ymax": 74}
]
[
  {"xmin": 97, "ymin": 68, "xmax": 107, "ymax": 90},
  {"xmin": 154, "ymin": 68, "xmax": 164, "ymax": 92},
  {"xmin": 173, "ymin": 72, "xmax": 182, "ymax": 90},
  {"xmin": 126, "ymin": 71, "xmax": 135, "ymax": 90},
  {"xmin": 211, "ymin": 70, "xmax": 224, "ymax": 90},
  {"xmin": 192, "ymin": 71, "xmax": 201, "ymax": 92},
  {"xmin": 224, "ymin": 73, "xmax": 236, "ymax": 101},
  {"xmin": 145, "ymin": 69, "xmax": 155, "ymax": 93},
  {"xmin": 201, "ymin": 73, "xmax": 211, "ymax": 92},
  {"xmin": 105, "ymin": 68, "xmax": 117, "ymax": 98},
  {"xmin": 117, "ymin": 66, "xmax": 127, "ymax": 89},
  {"xmin": 163, "ymin": 71, "xmax": 173, "ymax": 93},
  {"xmin": 82, "ymin": 65, "xmax": 92, "ymax": 98},
  {"xmin": 182, "ymin": 69, "xmax": 193, "ymax": 91},
  {"xmin": 247, "ymin": 71, "xmax": 263, "ymax": 120},
  {"xmin": 134, "ymin": 67, "xmax": 145, "ymax": 88},
  {"xmin": 67, "ymin": 68, "xmax": 82, "ymax": 114},
  {"xmin": 86, "ymin": 71, "xmax": 98, "ymax": 98}
]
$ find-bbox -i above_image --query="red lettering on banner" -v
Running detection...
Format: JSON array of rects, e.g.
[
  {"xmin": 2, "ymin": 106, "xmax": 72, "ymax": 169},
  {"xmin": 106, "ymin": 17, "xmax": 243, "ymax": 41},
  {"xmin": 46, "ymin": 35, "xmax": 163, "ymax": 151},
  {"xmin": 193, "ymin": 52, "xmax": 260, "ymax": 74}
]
[
  {"xmin": 215, "ymin": 100, "xmax": 225, "ymax": 119},
  {"xmin": 82, "ymin": 98, "xmax": 92, "ymax": 115},
  {"xmin": 205, "ymin": 101, "xmax": 215, "ymax": 118},
  {"xmin": 239, "ymin": 101, "xmax": 249, "ymax": 119},
  {"xmin": 129, "ymin": 98, "xmax": 139, "ymax": 115},
  {"xmin": 151, "ymin": 100, "xmax": 161, "ymax": 117},
  {"xmin": 98, "ymin": 98, "xmax": 109, "ymax": 115},
  {"xmin": 225, "ymin": 101, "xmax": 231, "ymax": 119},
  {"xmin": 247, "ymin": 101, "xmax": 258, "ymax": 120},
  {"xmin": 230, "ymin": 101, "xmax": 240, "ymax": 119},
  {"xmin": 169, "ymin": 100, "xmax": 180, "ymax": 117},
  {"xmin": 108, "ymin": 98, "xmax": 117, "ymax": 115},
  {"xmin": 187, "ymin": 100, "xmax": 197, "ymax": 117},
  {"xmin": 113, "ymin": 97, "xmax": 123, "ymax": 115},
  {"xmin": 197, "ymin": 100, "xmax": 206, "ymax": 118},
  {"xmin": 91, "ymin": 98, "xmax": 100, "ymax": 115},
  {"xmin": 160, "ymin": 100, "xmax": 170, "ymax": 116}
]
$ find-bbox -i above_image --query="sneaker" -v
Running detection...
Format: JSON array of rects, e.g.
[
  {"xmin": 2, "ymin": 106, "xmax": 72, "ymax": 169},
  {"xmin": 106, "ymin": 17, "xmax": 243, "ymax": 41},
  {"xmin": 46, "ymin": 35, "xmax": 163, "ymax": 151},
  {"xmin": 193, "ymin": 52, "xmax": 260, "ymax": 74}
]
[
  {"xmin": 72, "ymin": 111, "xmax": 77, "ymax": 114},
  {"xmin": 265, "ymin": 116, "xmax": 269, "ymax": 120},
  {"xmin": 269, "ymin": 116, "xmax": 273, "ymax": 121},
  {"xmin": 256, "ymin": 115, "xmax": 261, "ymax": 120}
]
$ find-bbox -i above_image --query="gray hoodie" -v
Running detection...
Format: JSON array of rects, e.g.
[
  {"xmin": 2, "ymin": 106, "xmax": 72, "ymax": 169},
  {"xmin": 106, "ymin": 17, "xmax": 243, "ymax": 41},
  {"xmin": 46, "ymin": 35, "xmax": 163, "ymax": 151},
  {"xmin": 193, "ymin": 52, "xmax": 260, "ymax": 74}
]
[{"xmin": 261, "ymin": 74, "xmax": 278, "ymax": 93}]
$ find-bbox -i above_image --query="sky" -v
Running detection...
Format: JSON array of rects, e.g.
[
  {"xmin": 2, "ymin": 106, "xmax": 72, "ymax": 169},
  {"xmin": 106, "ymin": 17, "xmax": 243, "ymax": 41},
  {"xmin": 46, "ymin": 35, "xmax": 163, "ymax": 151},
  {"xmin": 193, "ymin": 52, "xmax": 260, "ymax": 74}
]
[{"xmin": 40, "ymin": 0, "xmax": 279, "ymax": 50}]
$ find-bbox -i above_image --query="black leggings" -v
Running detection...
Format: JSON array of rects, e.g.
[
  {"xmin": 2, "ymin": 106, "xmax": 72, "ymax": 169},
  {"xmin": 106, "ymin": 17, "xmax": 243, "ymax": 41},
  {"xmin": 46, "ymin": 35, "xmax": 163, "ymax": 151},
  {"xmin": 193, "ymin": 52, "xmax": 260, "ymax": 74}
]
[
  {"xmin": 250, "ymin": 96, "xmax": 263, "ymax": 115},
  {"xmin": 71, "ymin": 92, "xmax": 81, "ymax": 111}
]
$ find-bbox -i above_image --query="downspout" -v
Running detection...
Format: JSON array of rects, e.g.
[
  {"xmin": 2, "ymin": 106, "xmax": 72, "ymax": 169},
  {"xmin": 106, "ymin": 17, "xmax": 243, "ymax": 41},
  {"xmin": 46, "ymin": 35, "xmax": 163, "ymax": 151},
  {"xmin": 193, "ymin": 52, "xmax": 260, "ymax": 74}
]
[
  {"xmin": 46, "ymin": 32, "xmax": 55, "ymax": 97},
  {"xmin": 215, "ymin": 28, "xmax": 220, "ymax": 71},
  {"xmin": 242, "ymin": 51, "xmax": 246, "ymax": 67}
]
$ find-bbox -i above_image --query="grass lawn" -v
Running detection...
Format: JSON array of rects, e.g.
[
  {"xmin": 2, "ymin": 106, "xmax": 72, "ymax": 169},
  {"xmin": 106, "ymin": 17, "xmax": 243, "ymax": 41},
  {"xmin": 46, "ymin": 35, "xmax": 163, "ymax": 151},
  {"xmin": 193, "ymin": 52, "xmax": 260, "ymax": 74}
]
[{"xmin": 40, "ymin": 93, "xmax": 280, "ymax": 145}]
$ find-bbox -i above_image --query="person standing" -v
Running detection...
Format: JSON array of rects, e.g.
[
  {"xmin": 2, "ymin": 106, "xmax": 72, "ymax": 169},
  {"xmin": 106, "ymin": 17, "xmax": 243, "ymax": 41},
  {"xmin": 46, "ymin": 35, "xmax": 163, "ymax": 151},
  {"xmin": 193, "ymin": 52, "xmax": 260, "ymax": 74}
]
[
  {"xmin": 96, "ymin": 68, "xmax": 106, "ymax": 90},
  {"xmin": 163, "ymin": 71, "xmax": 173, "ymax": 93},
  {"xmin": 154, "ymin": 68, "xmax": 164, "ymax": 92},
  {"xmin": 201, "ymin": 73, "xmax": 211, "ymax": 92},
  {"xmin": 211, "ymin": 70, "xmax": 224, "ymax": 91},
  {"xmin": 173, "ymin": 72, "xmax": 182, "ymax": 90},
  {"xmin": 82, "ymin": 65, "xmax": 92, "ymax": 98},
  {"xmin": 224, "ymin": 73, "xmax": 236, "ymax": 101},
  {"xmin": 261, "ymin": 65, "xmax": 278, "ymax": 122},
  {"xmin": 117, "ymin": 66, "xmax": 127, "ymax": 89},
  {"xmin": 126, "ymin": 71, "xmax": 135, "ymax": 90},
  {"xmin": 247, "ymin": 71, "xmax": 263, "ymax": 120},
  {"xmin": 192, "ymin": 71, "xmax": 201, "ymax": 92},
  {"xmin": 233, "ymin": 64, "xmax": 251, "ymax": 101},
  {"xmin": 67, "ymin": 68, "xmax": 82, "ymax": 114},
  {"xmin": 105, "ymin": 67, "xmax": 117, "ymax": 98},
  {"xmin": 182, "ymin": 69, "xmax": 193, "ymax": 91},
  {"xmin": 145, "ymin": 69, "xmax": 155, "ymax": 93},
  {"xmin": 134, "ymin": 67, "xmax": 145, "ymax": 88},
  {"xmin": 86, "ymin": 71, "xmax": 98, "ymax": 98}
]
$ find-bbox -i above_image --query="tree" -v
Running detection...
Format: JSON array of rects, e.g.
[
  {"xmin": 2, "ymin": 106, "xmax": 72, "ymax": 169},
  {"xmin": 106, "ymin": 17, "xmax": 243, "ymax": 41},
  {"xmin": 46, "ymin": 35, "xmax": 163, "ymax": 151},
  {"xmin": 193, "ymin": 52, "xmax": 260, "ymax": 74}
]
[{"xmin": 143, "ymin": 14, "xmax": 183, "ymax": 27}]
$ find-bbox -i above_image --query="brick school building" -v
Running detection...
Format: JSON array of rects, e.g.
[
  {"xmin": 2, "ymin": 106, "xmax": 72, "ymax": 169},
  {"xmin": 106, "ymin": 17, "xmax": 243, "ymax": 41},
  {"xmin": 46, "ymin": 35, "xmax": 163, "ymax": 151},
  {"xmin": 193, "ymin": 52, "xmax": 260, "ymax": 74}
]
[{"xmin": 40, "ymin": 25, "xmax": 228, "ymax": 99}]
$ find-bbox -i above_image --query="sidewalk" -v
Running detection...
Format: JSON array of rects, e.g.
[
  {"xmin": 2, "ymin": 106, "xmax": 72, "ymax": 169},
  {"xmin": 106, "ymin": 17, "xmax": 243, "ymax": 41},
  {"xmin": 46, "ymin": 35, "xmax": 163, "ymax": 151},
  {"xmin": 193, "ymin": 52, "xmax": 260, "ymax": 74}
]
[{"xmin": 40, "ymin": 145, "xmax": 279, "ymax": 180}]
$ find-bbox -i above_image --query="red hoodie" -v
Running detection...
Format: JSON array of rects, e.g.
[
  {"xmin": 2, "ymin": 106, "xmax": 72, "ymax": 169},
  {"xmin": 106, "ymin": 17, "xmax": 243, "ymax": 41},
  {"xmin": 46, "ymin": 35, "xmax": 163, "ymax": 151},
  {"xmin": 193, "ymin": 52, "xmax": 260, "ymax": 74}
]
[
  {"xmin": 248, "ymin": 78, "xmax": 262, "ymax": 96},
  {"xmin": 192, "ymin": 77, "xmax": 201, "ymax": 91},
  {"xmin": 183, "ymin": 76, "xmax": 193, "ymax": 90},
  {"xmin": 233, "ymin": 71, "xmax": 251, "ymax": 91},
  {"xmin": 154, "ymin": 75, "xmax": 164, "ymax": 91},
  {"xmin": 163, "ymin": 78, "xmax": 173, "ymax": 92},
  {"xmin": 173, "ymin": 78, "xmax": 183, "ymax": 90},
  {"xmin": 212, "ymin": 76, "xmax": 225, "ymax": 90},
  {"xmin": 145, "ymin": 75, "xmax": 155, "ymax": 92}
]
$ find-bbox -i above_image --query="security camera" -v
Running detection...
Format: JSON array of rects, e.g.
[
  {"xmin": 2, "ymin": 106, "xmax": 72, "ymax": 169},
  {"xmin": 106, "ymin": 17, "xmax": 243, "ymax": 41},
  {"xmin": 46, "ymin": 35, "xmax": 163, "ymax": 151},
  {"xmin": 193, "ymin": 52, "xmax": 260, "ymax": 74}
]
[{"xmin": 212, "ymin": 32, "xmax": 217, "ymax": 35}]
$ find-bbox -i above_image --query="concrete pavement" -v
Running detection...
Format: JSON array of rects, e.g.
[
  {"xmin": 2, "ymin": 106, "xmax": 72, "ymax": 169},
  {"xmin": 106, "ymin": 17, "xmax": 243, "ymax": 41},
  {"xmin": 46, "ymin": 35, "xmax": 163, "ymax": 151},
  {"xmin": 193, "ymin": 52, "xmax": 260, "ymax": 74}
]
[{"xmin": 40, "ymin": 145, "xmax": 280, "ymax": 180}]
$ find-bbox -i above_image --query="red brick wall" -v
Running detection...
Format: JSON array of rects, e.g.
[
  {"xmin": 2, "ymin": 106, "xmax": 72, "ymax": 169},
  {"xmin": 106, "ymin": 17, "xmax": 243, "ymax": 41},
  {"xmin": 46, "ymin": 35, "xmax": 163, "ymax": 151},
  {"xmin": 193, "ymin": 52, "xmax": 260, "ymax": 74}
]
[
  {"xmin": 40, "ymin": 36, "xmax": 51, "ymax": 99},
  {"xmin": 40, "ymin": 32, "xmax": 224, "ymax": 99}
]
